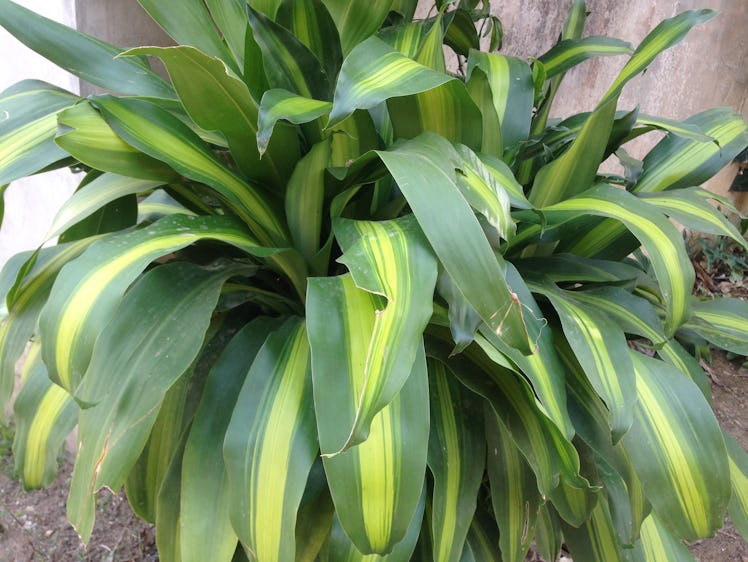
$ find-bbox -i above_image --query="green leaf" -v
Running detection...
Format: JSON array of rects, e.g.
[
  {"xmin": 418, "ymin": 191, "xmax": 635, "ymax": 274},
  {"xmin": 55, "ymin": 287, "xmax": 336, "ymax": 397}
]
[
  {"xmin": 257, "ymin": 89, "xmax": 332, "ymax": 154},
  {"xmin": 320, "ymin": 342, "xmax": 429, "ymax": 555},
  {"xmin": 562, "ymin": 497, "xmax": 624, "ymax": 562},
  {"xmin": 465, "ymin": 67, "xmax": 502, "ymax": 156},
  {"xmin": 12, "ymin": 343, "xmax": 77, "ymax": 488},
  {"xmin": 621, "ymin": 353, "xmax": 730, "ymax": 540},
  {"xmin": 125, "ymin": 46, "xmax": 300, "ymax": 189},
  {"xmin": 539, "ymin": 283, "xmax": 636, "ymax": 442},
  {"xmin": 544, "ymin": 183, "xmax": 693, "ymax": 336},
  {"xmin": 462, "ymin": 511, "xmax": 501, "ymax": 562},
  {"xmin": 321, "ymin": 489, "xmax": 425, "ymax": 562},
  {"xmin": 638, "ymin": 188, "xmax": 748, "ymax": 250},
  {"xmin": 0, "ymin": 83, "xmax": 78, "ymax": 185},
  {"xmin": 538, "ymin": 36, "xmax": 633, "ymax": 79},
  {"xmin": 286, "ymin": 139, "xmax": 330, "ymax": 263},
  {"xmin": 484, "ymin": 405, "xmax": 541, "ymax": 562},
  {"xmin": 634, "ymin": 513, "xmax": 696, "ymax": 562},
  {"xmin": 427, "ymin": 359, "xmax": 485, "ymax": 562},
  {"xmin": 444, "ymin": 8, "xmax": 480, "ymax": 57},
  {"xmin": 67, "ymin": 261, "xmax": 247, "ymax": 541},
  {"xmin": 38, "ymin": 214, "xmax": 270, "ymax": 392},
  {"xmin": 248, "ymin": 6, "xmax": 330, "ymax": 100},
  {"xmin": 377, "ymin": 134, "xmax": 534, "ymax": 353},
  {"xmin": 92, "ymin": 95, "xmax": 289, "ymax": 245},
  {"xmin": 723, "ymin": 431, "xmax": 748, "ymax": 542},
  {"xmin": 0, "ymin": 0, "xmax": 173, "ymax": 97},
  {"xmin": 223, "ymin": 318, "xmax": 317, "ymax": 562},
  {"xmin": 47, "ymin": 173, "xmax": 163, "ymax": 241},
  {"xmin": 322, "ymin": 0, "xmax": 394, "ymax": 55},
  {"xmin": 55, "ymin": 101, "xmax": 179, "ymax": 182},
  {"xmin": 204, "ymin": 0, "xmax": 249, "ymax": 67},
  {"xmin": 310, "ymin": 216, "xmax": 437, "ymax": 452},
  {"xmin": 295, "ymin": 460, "xmax": 335, "ymax": 562},
  {"xmin": 475, "ymin": 152, "xmax": 532, "ymax": 210},
  {"xmin": 534, "ymin": 504, "xmax": 562, "ymax": 562},
  {"xmin": 136, "ymin": 0, "xmax": 237, "ymax": 71},
  {"xmin": 328, "ymin": 36, "xmax": 452, "ymax": 128},
  {"xmin": 682, "ymin": 297, "xmax": 748, "ymax": 356},
  {"xmin": 632, "ymin": 112, "xmax": 716, "ymax": 143},
  {"xmin": 466, "ymin": 51, "xmax": 534, "ymax": 151},
  {"xmin": 656, "ymin": 339, "xmax": 711, "ymax": 403}
]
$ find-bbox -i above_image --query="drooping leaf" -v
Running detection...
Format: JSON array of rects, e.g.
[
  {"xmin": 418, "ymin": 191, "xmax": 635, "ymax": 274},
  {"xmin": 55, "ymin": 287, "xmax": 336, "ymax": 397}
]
[
  {"xmin": 538, "ymin": 36, "xmax": 633, "ymax": 79},
  {"xmin": 0, "ymin": 0, "xmax": 173, "ymax": 97},
  {"xmin": 427, "ymin": 358, "xmax": 485, "ymax": 562},
  {"xmin": 67, "ymin": 261, "xmax": 249, "ymax": 542},
  {"xmin": 92, "ymin": 95, "xmax": 288, "ymax": 245},
  {"xmin": 534, "ymin": 504, "xmax": 562, "ymax": 562},
  {"xmin": 484, "ymin": 405, "xmax": 541, "ymax": 562},
  {"xmin": 39, "ymin": 214, "xmax": 270, "ymax": 392},
  {"xmin": 124, "ymin": 46, "xmax": 300, "ymax": 188},
  {"xmin": 621, "ymin": 352, "xmax": 730, "ymax": 540},
  {"xmin": 544, "ymin": 183, "xmax": 693, "ymax": 336},
  {"xmin": 633, "ymin": 513, "xmax": 696, "ymax": 562},
  {"xmin": 682, "ymin": 297, "xmax": 748, "ymax": 356},
  {"xmin": 12, "ymin": 343, "xmax": 77, "ymax": 489},
  {"xmin": 257, "ymin": 89, "xmax": 331, "ymax": 154},
  {"xmin": 377, "ymin": 134, "xmax": 535, "ymax": 353},
  {"xmin": 562, "ymin": 496, "xmax": 624, "ymax": 562},
  {"xmin": 0, "ymin": 83, "xmax": 78, "ymax": 185},
  {"xmin": 223, "ymin": 318, "xmax": 317, "ymax": 562}
]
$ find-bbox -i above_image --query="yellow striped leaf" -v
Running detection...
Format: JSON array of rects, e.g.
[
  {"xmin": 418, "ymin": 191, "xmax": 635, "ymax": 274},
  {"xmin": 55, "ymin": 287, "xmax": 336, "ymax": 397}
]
[
  {"xmin": 544, "ymin": 183, "xmax": 693, "ymax": 336},
  {"xmin": 484, "ymin": 405, "xmax": 541, "ymax": 562},
  {"xmin": 322, "ymin": 0, "xmax": 393, "ymax": 56},
  {"xmin": 683, "ymin": 297, "xmax": 748, "ymax": 356},
  {"xmin": 634, "ymin": 513, "xmax": 696, "ymax": 562},
  {"xmin": 0, "ymin": 83, "xmax": 77, "ymax": 185},
  {"xmin": 223, "ymin": 318, "xmax": 317, "ymax": 562},
  {"xmin": 67, "ymin": 261, "xmax": 249, "ymax": 542},
  {"xmin": 723, "ymin": 431, "xmax": 748, "ymax": 542},
  {"xmin": 538, "ymin": 36, "xmax": 633, "ymax": 79},
  {"xmin": 621, "ymin": 352, "xmax": 730, "ymax": 540},
  {"xmin": 427, "ymin": 359, "xmax": 485, "ymax": 562},
  {"xmin": 562, "ymin": 496, "xmax": 624, "ymax": 562},
  {"xmin": 257, "ymin": 89, "xmax": 331, "ymax": 154},
  {"xmin": 315, "ymin": 215, "xmax": 437, "ymax": 452},
  {"xmin": 12, "ymin": 342, "xmax": 77, "ymax": 489},
  {"xmin": 39, "ymin": 214, "xmax": 270, "ymax": 393}
]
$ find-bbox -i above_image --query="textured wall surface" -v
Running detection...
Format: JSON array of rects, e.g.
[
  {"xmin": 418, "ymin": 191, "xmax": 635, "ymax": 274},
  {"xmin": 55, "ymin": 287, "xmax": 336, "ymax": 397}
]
[{"xmin": 0, "ymin": 0, "xmax": 79, "ymax": 266}]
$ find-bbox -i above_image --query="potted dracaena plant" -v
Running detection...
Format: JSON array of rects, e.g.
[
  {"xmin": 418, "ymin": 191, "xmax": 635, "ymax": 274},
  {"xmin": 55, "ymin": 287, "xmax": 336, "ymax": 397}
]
[{"xmin": 0, "ymin": 0, "xmax": 747, "ymax": 560}]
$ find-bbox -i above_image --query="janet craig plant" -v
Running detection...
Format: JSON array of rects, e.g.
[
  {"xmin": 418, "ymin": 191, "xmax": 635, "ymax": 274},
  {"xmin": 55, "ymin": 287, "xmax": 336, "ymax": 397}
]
[{"xmin": 0, "ymin": 0, "xmax": 747, "ymax": 561}]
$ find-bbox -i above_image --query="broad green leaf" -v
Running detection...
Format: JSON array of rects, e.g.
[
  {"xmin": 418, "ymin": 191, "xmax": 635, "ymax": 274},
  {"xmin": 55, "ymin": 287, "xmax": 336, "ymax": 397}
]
[
  {"xmin": 544, "ymin": 183, "xmax": 693, "ymax": 336},
  {"xmin": 47, "ymin": 173, "xmax": 164, "ymax": 240},
  {"xmin": 632, "ymin": 112, "xmax": 716, "ymax": 143},
  {"xmin": 723, "ymin": 431, "xmax": 748, "ymax": 542},
  {"xmin": 621, "ymin": 352, "xmax": 730, "ymax": 540},
  {"xmin": 388, "ymin": 80, "xmax": 483, "ymax": 150},
  {"xmin": 444, "ymin": 8, "xmax": 479, "ymax": 57},
  {"xmin": 515, "ymin": 254, "xmax": 642, "ymax": 285},
  {"xmin": 466, "ymin": 51, "xmax": 534, "ymax": 151},
  {"xmin": 328, "ymin": 109, "xmax": 379, "ymax": 168},
  {"xmin": 562, "ymin": 497, "xmax": 624, "ymax": 562},
  {"xmin": 154, "ymin": 431, "xmax": 187, "ymax": 562},
  {"xmin": 479, "ymin": 263, "xmax": 574, "ymax": 439},
  {"xmin": 538, "ymin": 36, "xmax": 633, "ymax": 79},
  {"xmin": 656, "ymin": 339, "xmax": 711, "ymax": 403},
  {"xmin": 136, "ymin": 0, "xmax": 236, "ymax": 71},
  {"xmin": 634, "ymin": 513, "xmax": 696, "ymax": 562},
  {"xmin": 321, "ymin": 490, "xmax": 425, "ymax": 562},
  {"xmin": 55, "ymin": 102, "xmax": 179, "ymax": 182},
  {"xmin": 0, "ymin": 241, "xmax": 93, "ymax": 412},
  {"xmin": 204, "ymin": 0, "xmax": 248, "ymax": 67},
  {"xmin": 249, "ymin": 0, "xmax": 284, "ymax": 20},
  {"xmin": 0, "ymin": 84, "xmax": 78, "ymax": 185},
  {"xmin": 310, "ymin": 216, "xmax": 437, "ymax": 452},
  {"xmin": 286, "ymin": 139, "xmax": 330, "ymax": 262},
  {"xmin": 12, "ymin": 343, "xmax": 77, "ymax": 488},
  {"xmin": 277, "ymin": 0, "xmax": 343, "ymax": 86},
  {"xmin": 322, "ymin": 0, "xmax": 393, "ymax": 55},
  {"xmin": 476, "ymin": 152, "xmax": 532, "ymax": 210},
  {"xmin": 465, "ymin": 67, "xmax": 502, "ymax": 156},
  {"xmin": 540, "ymin": 283, "xmax": 636, "ymax": 442},
  {"xmin": 462, "ymin": 512, "xmax": 501, "ymax": 562},
  {"xmin": 377, "ymin": 134, "xmax": 534, "ymax": 353},
  {"xmin": 92, "ymin": 95, "xmax": 288, "ymax": 245},
  {"xmin": 67, "ymin": 261, "xmax": 247, "ymax": 541},
  {"xmin": 328, "ymin": 37, "xmax": 452, "ymax": 128},
  {"xmin": 257, "ymin": 89, "xmax": 332, "ymax": 154},
  {"xmin": 637, "ymin": 188, "xmax": 748, "ymax": 250},
  {"xmin": 319, "ymin": 342, "xmax": 429, "ymax": 555},
  {"xmin": 379, "ymin": 16, "xmax": 441, "ymax": 65},
  {"xmin": 137, "ymin": 190, "xmax": 196, "ymax": 222},
  {"xmin": 431, "ymin": 340, "xmax": 587, "ymax": 502},
  {"xmin": 534, "ymin": 504, "xmax": 562, "ymax": 562},
  {"xmin": 125, "ymin": 46, "xmax": 300, "ymax": 189},
  {"xmin": 0, "ymin": 0, "xmax": 173, "ymax": 97},
  {"xmin": 682, "ymin": 297, "xmax": 748, "ymax": 356},
  {"xmin": 295, "ymin": 460, "xmax": 335, "ymax": 562},
  {"xmin": 427, "ymin": 359, "xmax": 485, "ymax": 562},
  {"xmin": 248, "ymin": 6, "xmax": 330, "ymax": 100},
  {"xmin": 484, "ymin": 406, "xmax": 541, "ymax": 562},
  {"xmin": 223, "ymin": 318, "xmax": 317, "ymax": 562},
  {"xmin": 436, "ymin": 272, "xmax": 481, "ymax": 354},
  {"xmin": 39, "ymin": 214, "xmax": 270, "ymax": 392}
]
